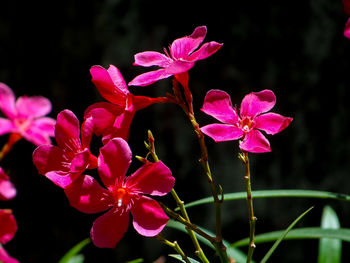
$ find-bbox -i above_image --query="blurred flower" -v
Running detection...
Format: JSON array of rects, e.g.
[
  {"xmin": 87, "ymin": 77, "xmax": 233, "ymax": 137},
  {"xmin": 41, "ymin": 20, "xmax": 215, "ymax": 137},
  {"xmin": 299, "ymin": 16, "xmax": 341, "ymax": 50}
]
[
  {"xmin": 343, "ymin": 0, "xmax": 350, "ymax": 38},
  {"xmin": 33, "ymin": 110, "xmax": 97, "ymax": 189},
  {"xmin": 0, "ymin": 209, "xmax": 18, "ymax": 263},
  {"xmin": 200, "ymin": 89, "xmax": 293, "ymax": 153},
  {"xmin": 0, "ymin": 83, "xmax": 55, "ymax": 146},
  {"xmin": 0, "ymin": 167, "xmax": 16, "ymax": 201},
  {"xmin": 128, "ymin": 26, "xmax": 223, "ymax": 87},
  {"xmin": 65, "ymin": 138, "xmax": 174, "ymax": 248},
  {"xmin": 87, "ymin": 65, "xmax": 169, "ymax": 143}
]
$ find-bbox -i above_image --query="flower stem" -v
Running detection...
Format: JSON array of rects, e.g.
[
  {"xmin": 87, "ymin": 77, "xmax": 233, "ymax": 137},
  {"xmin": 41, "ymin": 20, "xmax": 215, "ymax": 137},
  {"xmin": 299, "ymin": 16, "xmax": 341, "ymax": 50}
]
[
  {"xmin": 238, "ymin": 152, "xmax": 256, "ymax": 263},
  {"xmin": 0, "ymin": 133, "xmax": 22, "ymax": 161},
  {"xmin": 171, "ymin": 78, "xmax": 229, "ymax": 262},
  {"xmin": 156, "ymin": 234, "xmax": 190, "ymax": 263},
  {"xmin": 145, "ymin": 130, "xmax": 209, "ymax": 262}
]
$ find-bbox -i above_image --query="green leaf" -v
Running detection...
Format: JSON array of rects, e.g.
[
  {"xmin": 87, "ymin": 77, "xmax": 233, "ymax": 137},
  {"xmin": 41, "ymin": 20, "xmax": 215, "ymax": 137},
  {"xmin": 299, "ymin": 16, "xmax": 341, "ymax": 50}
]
[
  {"xmin": 180, "ymin": 190, "xmax": 350, "ymax": 210},
  {"xmin": 169, "ymin": 254, "xmax": 200, "ymax": 263},
  {"xmin": 67, "ymin": 255, "xmax": 84, "ymax": 263},
  {"xmin": 260, "ymin": 206, "xmax": 313, "ymax": 263},
  {"xmin": 318, "ymin": 206, "xmax": 342, "ymax": 263},
  {"xmin": 166, "ymin": 220, "xmax": 252, "ymax": 263},
  {"xmin": 232, "ymin": 228, "xmax": 350, "ymax": 247},
  {"xmin": 58, "ymin": 238, "xmax": 90, "ymax": 263},
  {"xmin": 126, "ymin": 259, "xmax": 144, "ymax": 263}
]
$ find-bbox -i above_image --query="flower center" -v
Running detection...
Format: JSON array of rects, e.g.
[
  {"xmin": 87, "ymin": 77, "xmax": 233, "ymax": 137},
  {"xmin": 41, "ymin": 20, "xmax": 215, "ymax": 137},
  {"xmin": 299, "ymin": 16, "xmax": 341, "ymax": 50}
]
[
  {"xmin": 112, "ymin": 187, "xmax": 131, "ymax": 208},
  {"xmin": 14, "ymin": 118, "xmax": 31, "ymax": 133},
  {"xmin": 240, "ymin": 117, "xmax": 255, "ymax": 133}
]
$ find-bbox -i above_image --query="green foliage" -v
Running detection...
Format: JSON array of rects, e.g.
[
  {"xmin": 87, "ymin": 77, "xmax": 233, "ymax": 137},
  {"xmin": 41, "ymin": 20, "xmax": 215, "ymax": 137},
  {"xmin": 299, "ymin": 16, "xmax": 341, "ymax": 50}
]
[
  {"xmin": 318, "ymin": 206, "xmax": 342, "ymax": 263},
  {"xmin": 169, "ymin": 254, "xmax": 200, "ymax": 263},
  {"xmin": 58, "ymin": 238, "xmax": 90, "ymax": 263}
]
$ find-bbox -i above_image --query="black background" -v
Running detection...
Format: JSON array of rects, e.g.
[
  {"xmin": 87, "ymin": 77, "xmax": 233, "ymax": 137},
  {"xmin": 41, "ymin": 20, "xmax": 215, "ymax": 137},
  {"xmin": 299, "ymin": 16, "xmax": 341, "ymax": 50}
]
[{"xmin": 1, "ymin": 0, "xmax": 350, "ymax": 262}]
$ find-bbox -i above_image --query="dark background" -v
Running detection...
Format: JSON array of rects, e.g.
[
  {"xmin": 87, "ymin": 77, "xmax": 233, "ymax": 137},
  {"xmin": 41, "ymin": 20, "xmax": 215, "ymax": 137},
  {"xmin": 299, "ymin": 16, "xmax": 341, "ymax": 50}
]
[{"xmin": 1, "ymin": 0, "xmax": 350, "ymax": 262}]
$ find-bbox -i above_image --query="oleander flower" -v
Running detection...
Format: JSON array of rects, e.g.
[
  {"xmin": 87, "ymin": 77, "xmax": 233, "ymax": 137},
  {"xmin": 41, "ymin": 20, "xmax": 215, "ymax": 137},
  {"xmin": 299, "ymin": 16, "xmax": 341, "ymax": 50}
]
[
  {"xmin": 33, "ymin": 109, "xmax": 97, "ymax": 189},
  {"xmin": 343, "ymin": 0, "xmax": 350, "ymax": 38},
  {"xmin": 200, "ymin": 89, "xmax": 293, "ymax": 153},
  {"xmin": 128, "ymin": 26, "xmax": 223, "ymax": 87},
  {"xmin": 0, "ymin": 167, "xmax": 16, "ymax": 201},
  {"xmin": 0, "ymin": 83, "xmax": 55, "ymax": 146},
  {"xmin": 87, "ymin": 65, "xmax": 169, "ymax": 143},
  {"xmin": 0, "ymin": 209, "xmax": 18, "ymax": 263},
  {"xmin": 65, "ymin": 138, "xmax": 174, "ymax": 248}
]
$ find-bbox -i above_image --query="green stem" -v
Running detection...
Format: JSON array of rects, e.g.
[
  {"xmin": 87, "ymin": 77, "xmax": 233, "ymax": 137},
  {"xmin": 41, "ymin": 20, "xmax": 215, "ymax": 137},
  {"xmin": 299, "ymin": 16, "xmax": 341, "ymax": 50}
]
[
  {"xmin": 156, "ymin": 234, "xmax": 190, "ymax": 263},
  {"xmin": 171, "ymin": 189, "xmax": 210, "ymax": 263},
  {"xmin": 239, "ymin": 152, "xmax": 256, "ymax": 263},
  {"xmin": 171, "ymin": 78, "xmax": 229, "ymax": 262}
]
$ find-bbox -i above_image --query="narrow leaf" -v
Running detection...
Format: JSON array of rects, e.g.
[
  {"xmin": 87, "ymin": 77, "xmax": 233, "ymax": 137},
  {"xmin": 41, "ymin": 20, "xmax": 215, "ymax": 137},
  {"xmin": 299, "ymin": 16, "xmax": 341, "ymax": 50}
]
[
  {"xmin": 126, "ymin": 259, "xmax": 144, "ymax": 263},
  {"xmin": 58, "ymin": 238, "xmax": 90, "ymax": 263},
  {"xmin": 166, "ymin": 220, "xmax": 252, "ymax": 263},
  {"xmin": 318, "ymin": 206, "xmax": 341, "ymax": 263},
  {"xmin": 169, "ymin": 254, "xmax": 200, "ymax": 263},
  {"xmin": 181, "ymin": 190, "xmax": 350, "ymax": 210},
  {"xmin": 260, "ymin": 206, "xmax": 314, "ymax": 263},
  {"xmin": 67, "ymin": 255, "xmax": 84, "ymax": 263}
]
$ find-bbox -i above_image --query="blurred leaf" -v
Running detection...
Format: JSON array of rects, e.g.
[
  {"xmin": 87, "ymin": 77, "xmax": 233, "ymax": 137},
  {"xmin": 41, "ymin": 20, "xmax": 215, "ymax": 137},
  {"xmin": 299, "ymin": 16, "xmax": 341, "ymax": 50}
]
[
  {"xmin": 58, "ymin": 238, "xmax": 90, "ymax": 263},
  {"xmin": 169, "ymin": 254, "xmax": 200, "ymax": 262},
  {"xmin": 180, "ymin": 190, "xmax": 350, "ymax": 210},
  {"xmin": 126, "ymin": 259, "xmax": 144, "ymax": 263},
  {"xmin": 260, "ymin": 206, "xmax": 313, "ymax": 263},
  {"xmin": 318, "ymin": 206, "xmax": 342, "ymax": 263},
  {"xmin": 166, "ymin": 220, "xmax": 252, "ymax": 263},
  {"xmin": 67, "ymin": 255, "xmax": 84, "ymax": 263},
  {"xmin": 232, "ymin": 228, "xmax": 350, "ymax": 247}
]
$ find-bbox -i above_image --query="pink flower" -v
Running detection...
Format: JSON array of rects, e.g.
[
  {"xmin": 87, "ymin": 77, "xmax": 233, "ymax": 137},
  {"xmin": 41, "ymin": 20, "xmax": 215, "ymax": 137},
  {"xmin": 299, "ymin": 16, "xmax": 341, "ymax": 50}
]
[
  {"xmin": 65, "ymin": 138, "xmax": 174, "ymax": 248},
  {"xmin": 343, "ymin": 0, "xmax": 350, "ymax": 38},
  {"xmin": 200, "ymin": 89, "xmax": 293, "ymax": 153},
  {"xmin": 0, "ymin": 83, "xmax": 55, "ymax": 146},
  {"xmin": 87, "ymin": 65, "xmax": 169, "ymax": 143},
  {"xmin": 128, "ymin": 26, "xmax": 223, "ymax": 87},
  {"xmin": 0, "ymin": 209, "xmax": 18, "ymax": 263},
  {"xmin": 345, "ymin": 18, "xmax": 350, "ymax": 38},
  {"xmin": 0, "ymin": 167, "xmax": 16, "ymax": 201},
  {"xmin": 33, "ymin": 110, "xmax": 97, "ymax": 189}
]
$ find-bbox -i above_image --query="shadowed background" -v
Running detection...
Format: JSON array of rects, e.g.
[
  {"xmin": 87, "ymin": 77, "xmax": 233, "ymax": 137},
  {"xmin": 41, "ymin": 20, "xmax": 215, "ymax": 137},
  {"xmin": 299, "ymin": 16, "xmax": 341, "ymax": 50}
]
[{"xmin": 1, "ymin": 0, "xmax": 350, "ymax": 262}]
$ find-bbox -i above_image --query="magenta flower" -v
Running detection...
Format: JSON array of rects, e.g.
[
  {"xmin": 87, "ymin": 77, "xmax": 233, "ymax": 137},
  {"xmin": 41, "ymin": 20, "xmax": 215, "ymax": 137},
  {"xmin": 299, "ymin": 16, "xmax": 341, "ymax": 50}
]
[
  {"xmin": 65, "ymin": 138, "xmax": 174, "ymax": 248},
  {"xmin": 200, "ymin": 89, "xmax": 293, "ymax": 153},
  {"xmin": 33, "ymin": 109, "xmax": 97, "ymax": 189},
  {"xmin": 0, "ymin": 167, "xmax": 16, "ymax": 201},
  {"xmin": 128, "ymin": 26, "xmax": 223, "ymax": 87},
  {"xmin": 343, "ymin": 0, "xmax": 350, "ymax": 38},
  {"xmin": 87, "ymin": 65, "xmax": 169, "ymax": 143},
  {"xmin": 0, "ymin": 209, "xmax": 18, "ymax": 263},
  {"xmin": 0, "ymin": 83, "xmax": 55, "ymax": 146}
]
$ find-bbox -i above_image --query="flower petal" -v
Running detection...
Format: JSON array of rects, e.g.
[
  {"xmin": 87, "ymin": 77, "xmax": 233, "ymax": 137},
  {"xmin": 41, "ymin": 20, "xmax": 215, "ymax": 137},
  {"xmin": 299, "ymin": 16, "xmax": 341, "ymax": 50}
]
[
  {"xmin": 201, "ymin": 124, "xmax": 243, "ymax": 142},
  {"xmin": 90, "ymin": 65, "xmax": 128, "ymax": 106},
  {"xmin": 164, "ymin": 60, "xmax": 195, "ymax": 75},
  {"xmin": 98, "ymin": 138, "xmax": 132, "ymax": 187},
  {"xmin": 201, "ymin": 89, "xmax": 239, "ymax": 124},
  {"xmin": 239, "ymin": 129, "xmax": 271, "ymax": 153},
  {"xmin": 0, "ymin": 83, "xmax": 17, "ymax": 119},
  {"xmin": 33, "ymin": 145, "xmax": 67, "ymax": 175},
  {"xmin": 126, "ymin": 161, "xmax": 174, "ymax": 196},
  {"xmin": 131, "ymin": 196, "xmax": 168, "ymax": 237},
  {"xmin": 255, "ymin": 113, "xmax": 293, "ymax": 135},
  {"xmin": 128, "ymin": 69, "xmax": 172, "ymax": 87},
  {"xmin": 133, "ymin": 51, "xmax": 171, "ymax": 67},
  {"xmin": 15, "ymin": 96, "xmax": 52, "ymax": 119},
  {"xmin": 0, "ymin": 209, "xmax": 17, "ymax": 244},
  {"xmin": 0, "ymin": 246, "xmax": 19, "ymax": 263},
  {"xmin": 65, "ymin": 175, "xmax": 112, "ymax": 214},
  {"xmin": 91, "ymin": 208, "xmax": 129, "ymax": 248},
  {"xmin": 187, "ymin": 41, "xmax": 223, "ymax": 62},
  {"xmin": 22, "ymin": 117, "xmax": 55, "ymax": 146},
  {"xmin": 55, "ymin": 110, "xmax": 81, "ymax": 151},
  {"xmin": 0, "ymin": 118, "xmax": 15, "ymax": 136},
  {"xmin": 0, "ymin": 168, "xmax": 16, "ymax": 201},
  {"xmin": 45, "ymin": 170, "xmax": 81, "ymax": 189},
  {"xmin": 344, "ymin": 18, "xmax": 350, "ymax": 39},
  {"xmin": 344, "ymin": 0, "xmax": 350, "ymax": 16},
  {"xmin": 240, "ymin": 90, "xmax": 276, "ymax": 118},
  {"xmin": 170, "ymin": 26, "xmax": 207, "ymax": 60}
]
